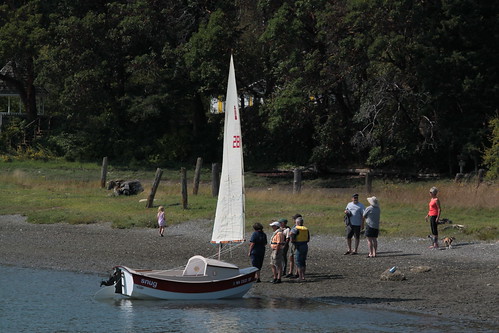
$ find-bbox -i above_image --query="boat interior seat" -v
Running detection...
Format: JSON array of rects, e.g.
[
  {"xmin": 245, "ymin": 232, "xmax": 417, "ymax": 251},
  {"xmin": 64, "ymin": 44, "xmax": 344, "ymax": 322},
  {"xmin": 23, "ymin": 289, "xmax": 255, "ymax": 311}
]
[{"xmin": 182, "ymin": 257, "xmax": 206, "ymax": 276}]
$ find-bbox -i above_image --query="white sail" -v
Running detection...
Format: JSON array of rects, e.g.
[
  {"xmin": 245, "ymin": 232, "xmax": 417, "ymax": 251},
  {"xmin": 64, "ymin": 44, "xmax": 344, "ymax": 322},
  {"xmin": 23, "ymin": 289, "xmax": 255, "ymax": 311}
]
[{"xmin": 211, "ymin": 55, "xmax": 245, "ymax": 244}]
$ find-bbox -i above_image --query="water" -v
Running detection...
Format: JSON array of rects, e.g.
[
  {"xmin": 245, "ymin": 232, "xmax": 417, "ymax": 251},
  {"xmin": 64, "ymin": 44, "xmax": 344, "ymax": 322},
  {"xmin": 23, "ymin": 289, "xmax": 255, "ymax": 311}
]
[{"xmin": 0, "ymin": 265, "xmax": 495, "ymax": 333}]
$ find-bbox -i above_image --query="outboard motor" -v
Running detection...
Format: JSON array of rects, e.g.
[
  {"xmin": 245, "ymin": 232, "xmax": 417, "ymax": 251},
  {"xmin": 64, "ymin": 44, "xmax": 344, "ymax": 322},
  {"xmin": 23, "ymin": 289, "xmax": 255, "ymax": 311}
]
[
  {"xmin": 114, "ymin": 268, "xmax": 122, "ymax": 294},
  {"xmin": 100, "ymin": 268, "xmax": 122, "ymax": 294}
]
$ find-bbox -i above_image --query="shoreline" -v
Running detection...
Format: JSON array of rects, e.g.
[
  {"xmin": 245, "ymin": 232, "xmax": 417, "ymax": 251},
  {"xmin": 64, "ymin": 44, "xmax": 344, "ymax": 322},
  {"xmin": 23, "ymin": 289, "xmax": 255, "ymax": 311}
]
[{"xmin": 1, "ymin": 215, "xmax": 497, "ymax": 327}]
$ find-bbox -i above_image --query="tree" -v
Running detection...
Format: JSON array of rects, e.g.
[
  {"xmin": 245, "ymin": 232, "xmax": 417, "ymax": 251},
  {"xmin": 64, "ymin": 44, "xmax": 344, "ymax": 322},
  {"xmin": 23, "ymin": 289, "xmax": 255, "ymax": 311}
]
[
  {"xmin": 40, "ymin": 0, "xmax": 220, "ymax": 162},
  {"xmin": 327, "ymin": 0, "xmax": 499, "ymax": 173},
  {"xmin": 483, "ymin": 116, "xmax": 499, "ymax": 179},
  {"xmin": 256, "ymin": 1, "xmax": 328, "ymax": 165}
]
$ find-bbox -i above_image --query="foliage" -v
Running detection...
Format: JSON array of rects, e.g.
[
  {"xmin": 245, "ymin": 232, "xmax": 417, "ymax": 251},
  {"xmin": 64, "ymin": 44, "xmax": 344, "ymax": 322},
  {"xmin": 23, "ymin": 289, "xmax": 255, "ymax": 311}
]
[
  {"xmin": 0, "ymin": 118, "xmax": 25, "ymax": 152},
  {"xmin": 483, "ymin": 116, "xmax": 499, "ymax": 179},
  {"xmin": 0, "ymin": 0, "xmax": 497, "ymax": 174}
]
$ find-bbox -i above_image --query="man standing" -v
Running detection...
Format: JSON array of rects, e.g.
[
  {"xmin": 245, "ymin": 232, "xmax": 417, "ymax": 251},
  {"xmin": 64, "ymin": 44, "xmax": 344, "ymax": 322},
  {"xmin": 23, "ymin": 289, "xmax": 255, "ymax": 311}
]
[
  {"xmin": 269, "ymin": 221, "xmax": 285, "ymax": 284},
  {"xmin": 290, "ymin": 216, "xmax": 310, "ymax": 281},
  {"xmin": 279, "ymin": 218, "xmax": 290, "ymax": 276},
  {"xmin": 344, "ymin": 193, "xmax": 365, "ymax": 255},
  {"xmin": 285, "ymin": 213, "xmax": 301, "ymax": 278}
]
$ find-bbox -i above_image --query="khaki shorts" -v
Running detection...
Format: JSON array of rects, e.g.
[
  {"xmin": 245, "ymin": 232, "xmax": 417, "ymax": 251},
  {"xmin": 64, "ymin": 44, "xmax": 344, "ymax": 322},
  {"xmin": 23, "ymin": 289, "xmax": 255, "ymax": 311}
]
[{"xmin": 270, "ymin": 249, "xmax": 283, "ymax": 268}]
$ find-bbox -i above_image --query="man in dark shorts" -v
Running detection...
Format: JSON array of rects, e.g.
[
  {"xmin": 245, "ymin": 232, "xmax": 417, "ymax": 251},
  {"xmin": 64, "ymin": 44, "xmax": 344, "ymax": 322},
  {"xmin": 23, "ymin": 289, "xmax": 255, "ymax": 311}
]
[
  {"xmin": 248, "ymin": 222, "xmax": 267, "ymax": 282},
  {"xmin": 344, "ymin": 194, "xmax": 365, "ymax": 255},
  {"xmin": 279, "ymin": 218, "xmax": 290, "ymax": 276}
]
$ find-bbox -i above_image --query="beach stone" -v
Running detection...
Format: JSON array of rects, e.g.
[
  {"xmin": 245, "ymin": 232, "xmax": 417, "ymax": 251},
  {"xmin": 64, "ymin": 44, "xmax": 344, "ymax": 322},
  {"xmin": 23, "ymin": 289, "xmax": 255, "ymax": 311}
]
[
  {"xmin": 107, "ymin": 180, "xmax": 144, "ymax": 196},
  {"xmin": 380, "ymin": 269, "xmax": 406, "ymax": 281},
  {"xmin": 410, "ymin": 266, "xmax": 432, "ymax": 273}
]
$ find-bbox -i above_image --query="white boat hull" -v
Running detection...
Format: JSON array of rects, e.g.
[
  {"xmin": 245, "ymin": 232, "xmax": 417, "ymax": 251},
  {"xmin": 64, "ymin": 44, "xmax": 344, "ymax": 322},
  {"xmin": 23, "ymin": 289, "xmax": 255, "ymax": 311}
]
[{"xmin": 102, "ymin": 256, "xmax": 258, "ymax": 300}]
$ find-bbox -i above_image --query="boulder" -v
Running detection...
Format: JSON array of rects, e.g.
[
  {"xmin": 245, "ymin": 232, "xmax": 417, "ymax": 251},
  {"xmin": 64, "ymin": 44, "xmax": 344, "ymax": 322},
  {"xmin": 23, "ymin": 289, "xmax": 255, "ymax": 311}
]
[{"xmin": 107, "ymin": 180, "xmax": 144, "ymax": 196}]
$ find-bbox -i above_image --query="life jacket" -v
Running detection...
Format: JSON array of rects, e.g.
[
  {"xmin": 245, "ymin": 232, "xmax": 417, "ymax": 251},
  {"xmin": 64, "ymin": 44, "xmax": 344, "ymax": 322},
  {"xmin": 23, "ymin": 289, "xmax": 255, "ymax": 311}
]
[
  {"xmin": 270, "ymin": 230, "xmax": 285, "ymax": 249},
  {"xmin": 294, "ymin": 226, "xmax": 309, "ymax": 242}
]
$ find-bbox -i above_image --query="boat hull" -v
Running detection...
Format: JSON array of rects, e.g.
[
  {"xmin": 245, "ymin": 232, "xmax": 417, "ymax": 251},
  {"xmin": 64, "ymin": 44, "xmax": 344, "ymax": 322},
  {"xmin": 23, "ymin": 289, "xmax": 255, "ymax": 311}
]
[{"xmin": 116, "ymin": 266, "xmax": 258, "ymax": 300}]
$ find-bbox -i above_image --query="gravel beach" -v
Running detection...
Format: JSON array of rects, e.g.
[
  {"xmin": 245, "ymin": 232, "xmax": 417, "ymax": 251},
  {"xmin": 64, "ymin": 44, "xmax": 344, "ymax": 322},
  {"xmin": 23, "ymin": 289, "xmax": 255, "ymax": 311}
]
[{"xmin": 1, "ymin": 214, "xmax": 497, "ymax": 327}]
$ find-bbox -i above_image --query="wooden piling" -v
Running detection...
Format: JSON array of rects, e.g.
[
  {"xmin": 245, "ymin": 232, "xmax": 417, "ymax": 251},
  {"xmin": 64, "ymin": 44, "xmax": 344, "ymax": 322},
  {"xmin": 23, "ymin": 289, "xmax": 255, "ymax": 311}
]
[
  {"xmin": 181, "ymin": 167, "xmax": 188, "ymax": 209},
  {"xmin": 212, "ymin": 163, "xmax": 220, "ymax": 197},
  {"xmin": 293, "ymin": 168, "xmax": 302, "ymax": 194},
  {"xmin": 193, "ymin": 157, "xmax": 203, "ymax": 195},
  {"xmin": 365, "ymin": 171, "xmax": 373, "ymax": 194},
  {"xmin": 100, "ymin": 157, "xmax": 108, "ymax": 188},
  {"xmin": 146, "ymin": 168, "xmax": 163, "ymax": 208}
]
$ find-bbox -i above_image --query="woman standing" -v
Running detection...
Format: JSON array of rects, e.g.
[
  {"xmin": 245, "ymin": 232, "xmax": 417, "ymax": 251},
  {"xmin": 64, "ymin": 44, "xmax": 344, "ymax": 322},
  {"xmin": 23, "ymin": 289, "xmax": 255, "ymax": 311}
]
[
  {"xmin": 248, "ymin": 222, "xmax": 267, "ymax": 282},
  {"xmin": 425, "ymin": 187, "xmax": 441, "ymax": 249},
  {"xmin": 363, "ymin": 196, "xmax": 381, "ymax": 258}
]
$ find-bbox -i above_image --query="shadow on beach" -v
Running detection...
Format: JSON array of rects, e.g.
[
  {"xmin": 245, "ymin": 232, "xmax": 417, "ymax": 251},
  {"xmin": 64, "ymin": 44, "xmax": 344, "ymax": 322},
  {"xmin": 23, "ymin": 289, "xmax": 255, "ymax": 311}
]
[
  {"xmin": 317, "ymin": 295, "xmax": 421, "ymax": 306},
  {"xmin": 290, "ymin": 272, "xmax": 343, "ymax": 283},
  {"xmin": 375, "ymin": 251, "xmax": 421, "ymax": 257}
]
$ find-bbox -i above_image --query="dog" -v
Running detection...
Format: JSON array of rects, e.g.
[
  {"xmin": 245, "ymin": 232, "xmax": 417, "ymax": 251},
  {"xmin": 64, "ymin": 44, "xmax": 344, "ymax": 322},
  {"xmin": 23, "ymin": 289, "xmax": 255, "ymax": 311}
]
[{"xmin": 442, "ymin": 236, "xmax": 456, "ymax": 249}]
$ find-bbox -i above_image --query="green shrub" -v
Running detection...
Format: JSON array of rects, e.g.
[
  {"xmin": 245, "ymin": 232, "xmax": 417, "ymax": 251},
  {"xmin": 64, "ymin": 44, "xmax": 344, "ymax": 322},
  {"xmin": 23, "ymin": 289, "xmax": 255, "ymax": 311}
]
[{"xmin": 483, "ymin": 116, "xmax": 499, "ymax": 179}]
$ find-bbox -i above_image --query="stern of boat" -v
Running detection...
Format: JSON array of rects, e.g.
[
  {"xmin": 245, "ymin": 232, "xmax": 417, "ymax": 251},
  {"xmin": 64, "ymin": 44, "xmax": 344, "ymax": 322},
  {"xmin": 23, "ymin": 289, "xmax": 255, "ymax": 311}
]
[{"xmin": 98, "ymin": 266, "xmax": 134, "ymax": 297}]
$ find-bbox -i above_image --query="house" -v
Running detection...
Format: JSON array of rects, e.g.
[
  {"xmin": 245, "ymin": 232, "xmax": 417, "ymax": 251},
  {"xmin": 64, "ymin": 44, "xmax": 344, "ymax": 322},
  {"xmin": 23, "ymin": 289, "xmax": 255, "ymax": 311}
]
[{"xmin": 0, "ymin": 61, "xmax": 49, "ymax": 139}]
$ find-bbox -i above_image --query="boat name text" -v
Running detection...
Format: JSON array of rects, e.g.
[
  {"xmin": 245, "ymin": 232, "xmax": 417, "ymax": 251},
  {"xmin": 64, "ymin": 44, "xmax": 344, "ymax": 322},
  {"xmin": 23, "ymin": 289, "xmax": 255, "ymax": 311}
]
[{"xmin": 141, "ymin": 278, "xmax": 158, "ymax": 288}]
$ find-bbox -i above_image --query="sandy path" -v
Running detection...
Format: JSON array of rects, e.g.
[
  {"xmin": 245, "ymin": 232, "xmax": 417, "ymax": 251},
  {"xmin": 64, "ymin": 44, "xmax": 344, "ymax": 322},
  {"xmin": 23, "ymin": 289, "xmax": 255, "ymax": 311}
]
[{"xmin": 1, "ymin": 215, "xmax": 497, "ymax": 327}]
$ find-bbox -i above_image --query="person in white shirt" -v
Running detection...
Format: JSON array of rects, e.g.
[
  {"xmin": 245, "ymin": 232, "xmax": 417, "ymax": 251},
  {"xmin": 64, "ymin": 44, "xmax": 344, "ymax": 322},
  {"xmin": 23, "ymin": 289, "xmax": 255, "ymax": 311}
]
[{"xmin": 344, "ymin": 194, "xmax": 365, "ymax": 255}]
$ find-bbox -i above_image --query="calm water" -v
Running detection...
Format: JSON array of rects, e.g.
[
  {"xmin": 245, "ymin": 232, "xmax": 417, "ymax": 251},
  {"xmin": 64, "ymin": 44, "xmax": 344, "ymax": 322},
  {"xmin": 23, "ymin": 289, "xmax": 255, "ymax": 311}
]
[{"xmin": 0, "ymin": 265, "xmax": 495, "ymax": 333}]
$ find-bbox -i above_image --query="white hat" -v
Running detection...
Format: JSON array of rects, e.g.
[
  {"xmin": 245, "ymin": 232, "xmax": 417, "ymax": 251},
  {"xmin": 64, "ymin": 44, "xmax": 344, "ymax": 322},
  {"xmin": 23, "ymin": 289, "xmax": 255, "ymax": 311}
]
[
  {"xmin": 367, "ymin": 196, "xmax": 379, "ymax": 207},
  {"xmin": 270, "ymin": 221, "xmax": 281, "ymax": 227}
]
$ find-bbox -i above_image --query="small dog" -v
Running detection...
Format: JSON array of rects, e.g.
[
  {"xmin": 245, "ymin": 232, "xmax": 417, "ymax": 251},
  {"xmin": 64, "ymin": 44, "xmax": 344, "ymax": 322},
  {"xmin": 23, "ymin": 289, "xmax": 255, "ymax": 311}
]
[{"xmin": 442, "ymin": 236, "xmax": 456, "ymax": 249}]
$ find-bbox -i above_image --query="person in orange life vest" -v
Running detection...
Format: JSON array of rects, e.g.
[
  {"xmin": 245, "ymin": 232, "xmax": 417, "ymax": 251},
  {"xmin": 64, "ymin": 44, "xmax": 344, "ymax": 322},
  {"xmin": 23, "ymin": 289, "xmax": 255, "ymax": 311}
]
[
  {"xmin": 290, "ymin": 216, "xmax": 310, "ymax": 281},
  {"xmin": 425, "ymin": 187, "xmax": 441, "ymax": 249},
  {"xmin": 269, "ymin": 221, "xmax": 285, "ymax": 284}
]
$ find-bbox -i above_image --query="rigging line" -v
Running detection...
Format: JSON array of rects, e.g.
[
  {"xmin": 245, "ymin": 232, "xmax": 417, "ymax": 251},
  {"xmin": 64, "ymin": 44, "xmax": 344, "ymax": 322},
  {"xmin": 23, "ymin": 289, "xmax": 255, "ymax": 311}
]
[
  {"xmin": 206, "ymin": 241, "xmax": 245, "ymax": 259},
  {"xmin": 140, "ymin": 242, "xmax": 246, "ymax": 273}
]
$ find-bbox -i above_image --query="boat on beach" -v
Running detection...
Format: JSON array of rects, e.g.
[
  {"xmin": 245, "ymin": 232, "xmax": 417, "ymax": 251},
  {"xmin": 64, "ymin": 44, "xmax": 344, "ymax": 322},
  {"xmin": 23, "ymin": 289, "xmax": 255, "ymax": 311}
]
[{"xmin": 96, "ymin": 55, "xmax": 258, "ymax": 300}]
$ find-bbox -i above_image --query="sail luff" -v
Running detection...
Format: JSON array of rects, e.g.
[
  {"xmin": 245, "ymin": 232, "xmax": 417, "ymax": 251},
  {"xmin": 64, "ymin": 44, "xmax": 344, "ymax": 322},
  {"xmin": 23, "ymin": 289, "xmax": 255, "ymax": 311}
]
[{"xmin": 211, "ymin": 55, "xmax": 245, "ymax": 244}]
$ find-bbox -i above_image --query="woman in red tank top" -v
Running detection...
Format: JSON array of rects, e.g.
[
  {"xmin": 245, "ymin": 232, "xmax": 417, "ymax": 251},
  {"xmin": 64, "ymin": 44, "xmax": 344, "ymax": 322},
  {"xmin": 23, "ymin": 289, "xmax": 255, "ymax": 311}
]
[{"xmin": 425, "ymin": 187, "xmax": 441, "ymax": 248}]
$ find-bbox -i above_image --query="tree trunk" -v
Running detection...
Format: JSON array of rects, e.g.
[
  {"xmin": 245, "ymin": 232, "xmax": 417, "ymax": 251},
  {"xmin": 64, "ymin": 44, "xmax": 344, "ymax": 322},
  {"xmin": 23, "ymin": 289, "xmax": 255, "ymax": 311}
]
[{"xmin": 24, "ymin": 59, "xmax": 38, "ymax": 122}]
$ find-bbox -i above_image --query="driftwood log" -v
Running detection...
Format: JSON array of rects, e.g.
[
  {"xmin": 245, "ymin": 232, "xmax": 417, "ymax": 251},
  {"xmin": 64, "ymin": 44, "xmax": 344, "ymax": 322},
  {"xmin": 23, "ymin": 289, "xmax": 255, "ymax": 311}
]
[{"xmin": 107, "ymin": 180, "xmax": 144, "ymax": 196}]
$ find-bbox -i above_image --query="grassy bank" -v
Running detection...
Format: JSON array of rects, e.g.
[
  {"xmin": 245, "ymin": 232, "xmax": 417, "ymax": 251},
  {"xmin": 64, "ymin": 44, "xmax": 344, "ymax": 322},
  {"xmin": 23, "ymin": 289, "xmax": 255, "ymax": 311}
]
[{"xmin": 0, "ymin": 159, "xmax": 497, "ymax": 240}]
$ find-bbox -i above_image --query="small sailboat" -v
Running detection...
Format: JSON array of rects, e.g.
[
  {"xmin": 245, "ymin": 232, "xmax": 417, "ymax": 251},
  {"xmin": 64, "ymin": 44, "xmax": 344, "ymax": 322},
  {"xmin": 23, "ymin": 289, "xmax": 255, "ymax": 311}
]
[{"xmin": 96, "ymin": 55, "xmax": 258, "ymax": 300}]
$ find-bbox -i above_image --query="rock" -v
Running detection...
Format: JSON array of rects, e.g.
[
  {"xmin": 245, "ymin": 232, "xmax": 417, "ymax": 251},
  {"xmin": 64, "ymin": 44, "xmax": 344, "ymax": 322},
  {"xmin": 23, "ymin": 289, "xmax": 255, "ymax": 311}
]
[
  {"xmin": 107, "ymin": 180, "xmax": 144, "ymax": 196},
  {"xmin": 380, "ymin": 268, "xmax": 406, "ymax": 281},
  {"xmin": 410, "ymin": 266, "xmax": 432, "ymax": 273}
]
